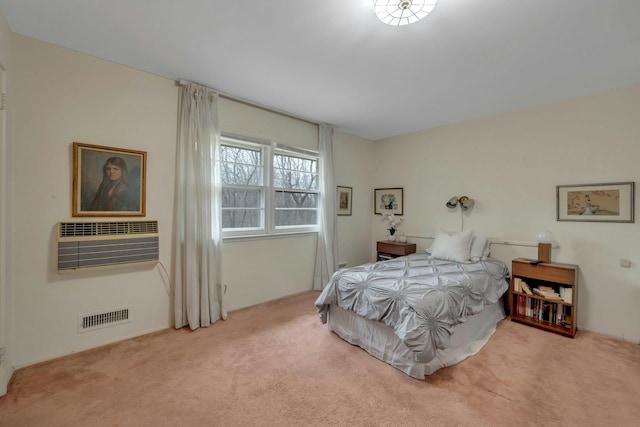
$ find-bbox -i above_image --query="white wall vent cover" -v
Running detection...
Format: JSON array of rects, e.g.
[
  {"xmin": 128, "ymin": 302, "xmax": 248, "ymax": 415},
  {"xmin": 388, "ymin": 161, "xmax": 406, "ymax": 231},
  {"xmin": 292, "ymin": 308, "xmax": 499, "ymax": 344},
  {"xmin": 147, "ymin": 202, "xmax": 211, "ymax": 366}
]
[
  {"xmin": 78, "ymin": 307, "xmax": 131, "ymax": 333},
  {"xmin": 58, "ymin": 220, "xmax": 159, "ymax": 272}
]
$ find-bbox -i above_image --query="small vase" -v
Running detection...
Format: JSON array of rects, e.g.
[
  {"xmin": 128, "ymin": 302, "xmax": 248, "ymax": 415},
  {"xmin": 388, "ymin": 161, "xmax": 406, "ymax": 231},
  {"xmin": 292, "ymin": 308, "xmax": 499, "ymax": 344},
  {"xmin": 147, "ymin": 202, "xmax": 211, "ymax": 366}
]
[{"xmin": 388, "ymin": 234, "xmax": 396, "ymax": 241}]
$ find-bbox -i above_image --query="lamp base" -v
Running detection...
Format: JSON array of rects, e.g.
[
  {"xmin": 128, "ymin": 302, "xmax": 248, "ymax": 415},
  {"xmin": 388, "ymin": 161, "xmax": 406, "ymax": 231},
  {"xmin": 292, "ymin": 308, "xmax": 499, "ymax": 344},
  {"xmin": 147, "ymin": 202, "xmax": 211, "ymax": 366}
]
[{"xmin": 538, "ymin": 243, "xmax": 551, "ymax": 263}]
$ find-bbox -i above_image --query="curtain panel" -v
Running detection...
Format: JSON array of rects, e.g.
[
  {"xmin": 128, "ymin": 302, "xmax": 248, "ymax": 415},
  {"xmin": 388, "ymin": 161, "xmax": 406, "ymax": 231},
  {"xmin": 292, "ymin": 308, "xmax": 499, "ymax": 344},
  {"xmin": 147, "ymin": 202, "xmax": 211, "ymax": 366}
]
[
  {"xmin": 313, "ymin": 124, "xmax": 338, "ymax": 290},
  {"xmin": 174, "ymin": 82, "xmax": 227, "ymax": 330}
]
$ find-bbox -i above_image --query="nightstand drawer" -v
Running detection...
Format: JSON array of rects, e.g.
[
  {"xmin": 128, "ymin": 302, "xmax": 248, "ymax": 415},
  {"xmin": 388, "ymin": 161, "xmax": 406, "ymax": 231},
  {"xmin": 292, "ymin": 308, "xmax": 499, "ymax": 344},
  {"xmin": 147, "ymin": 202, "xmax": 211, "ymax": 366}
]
[
  {"xmin": 512, "ymin": 258, "xmax": 576, "ymax": 285},
  {"xmin": 377, "ymin": 241, "xmax": 416, "ymax": 257}
]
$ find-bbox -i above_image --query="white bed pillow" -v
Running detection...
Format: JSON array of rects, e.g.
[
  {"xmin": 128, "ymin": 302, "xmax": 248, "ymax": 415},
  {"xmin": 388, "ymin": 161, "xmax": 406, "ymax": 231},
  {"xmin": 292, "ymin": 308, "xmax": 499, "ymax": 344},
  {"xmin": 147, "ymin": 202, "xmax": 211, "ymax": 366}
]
[
  {"xmin": 469, "ymin": 235, "xmax": 490, "ymax": 262},
  {"xmin": 429, "ymin": 229, "xmax": 474, "ymax": 263}
]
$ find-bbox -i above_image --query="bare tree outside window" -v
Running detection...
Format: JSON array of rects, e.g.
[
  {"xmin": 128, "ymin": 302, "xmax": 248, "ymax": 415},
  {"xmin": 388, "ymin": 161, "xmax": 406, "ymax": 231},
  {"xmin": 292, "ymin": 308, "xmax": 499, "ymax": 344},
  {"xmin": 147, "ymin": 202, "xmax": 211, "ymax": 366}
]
[
  {"xmin": 273, "ymin": 153, "xmax": 318, "ymax": 227},
  {"xmin": 220, "ymin": 139, "xmax": 320, "ymax": 233},
  {"xmin": 220, "ymin": 144, "xmax": 263, "ymax": 229}
]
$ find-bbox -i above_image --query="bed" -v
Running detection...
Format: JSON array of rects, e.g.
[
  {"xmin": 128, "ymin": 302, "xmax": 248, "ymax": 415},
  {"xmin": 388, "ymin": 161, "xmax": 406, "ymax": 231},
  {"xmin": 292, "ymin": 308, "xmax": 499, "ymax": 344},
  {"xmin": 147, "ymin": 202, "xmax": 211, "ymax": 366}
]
[{"xmin": 315, "ymin": 231, "xmax": 510, "ymax": 379}]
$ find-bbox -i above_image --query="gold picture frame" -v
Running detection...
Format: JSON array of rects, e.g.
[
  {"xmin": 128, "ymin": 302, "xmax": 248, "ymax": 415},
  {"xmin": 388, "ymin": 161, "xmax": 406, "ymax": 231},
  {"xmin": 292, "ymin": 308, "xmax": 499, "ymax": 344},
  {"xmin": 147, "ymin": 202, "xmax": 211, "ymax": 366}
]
[{"xmin": 72, "ymin": 142, "xmax": 147, "ymax": 217}]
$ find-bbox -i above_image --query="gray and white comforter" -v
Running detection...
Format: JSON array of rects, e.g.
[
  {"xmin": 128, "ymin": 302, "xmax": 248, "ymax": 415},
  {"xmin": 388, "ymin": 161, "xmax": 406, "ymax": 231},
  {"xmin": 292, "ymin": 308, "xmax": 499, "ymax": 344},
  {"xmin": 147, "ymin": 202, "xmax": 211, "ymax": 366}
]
[{"xmin": 315, "ymin": 253, "xmax": 510, "ymax": 363}]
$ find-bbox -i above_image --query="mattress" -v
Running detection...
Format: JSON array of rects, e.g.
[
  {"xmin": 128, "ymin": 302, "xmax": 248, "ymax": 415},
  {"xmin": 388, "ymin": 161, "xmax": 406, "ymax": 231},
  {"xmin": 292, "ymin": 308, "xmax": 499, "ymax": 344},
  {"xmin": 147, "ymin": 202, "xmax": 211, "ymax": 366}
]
[{"xmin": 327, "ymin": 300, "xmax": 506, "ymax": 379}]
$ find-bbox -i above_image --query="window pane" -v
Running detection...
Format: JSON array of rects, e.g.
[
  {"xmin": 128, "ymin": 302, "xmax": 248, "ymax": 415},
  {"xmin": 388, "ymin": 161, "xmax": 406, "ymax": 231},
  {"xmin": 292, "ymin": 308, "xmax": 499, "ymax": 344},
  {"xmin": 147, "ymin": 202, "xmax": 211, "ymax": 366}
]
[
  {"xmin": 222, "ymin": 189, "xmax": 261, "ymax": 208},
  {"xmin": 222, "ymin": 209, "xmax": 262, "ymax": 229},
  {"xmin": 220, "ymin": 145, "xmax": 262, "ymax": 185},
  {"xmin": 275, "ymin": 191, "xmax": 318, "ymax": 208},
  {"xmin": 275, "ymin": 209, "xmax": 317, "ymax": 226},
  {"xmin": 273, "ymin": 170, "xmax": 318, "ymax": 190},
  {"xmin": 273, "ymin": 153, "xmax": 318, "ymax": 190},
  {"xmin": 274, "ymin": 154, "xmax": 317, "ymax": 173}
]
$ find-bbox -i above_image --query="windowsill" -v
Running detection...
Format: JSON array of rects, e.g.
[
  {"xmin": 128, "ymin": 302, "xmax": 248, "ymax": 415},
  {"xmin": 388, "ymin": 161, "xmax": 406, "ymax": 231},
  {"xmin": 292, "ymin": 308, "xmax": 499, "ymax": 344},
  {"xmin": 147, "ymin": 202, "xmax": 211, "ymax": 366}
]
[{"xmin": 222, "ymin": 231, "xmax": 318, "ymax": 243}]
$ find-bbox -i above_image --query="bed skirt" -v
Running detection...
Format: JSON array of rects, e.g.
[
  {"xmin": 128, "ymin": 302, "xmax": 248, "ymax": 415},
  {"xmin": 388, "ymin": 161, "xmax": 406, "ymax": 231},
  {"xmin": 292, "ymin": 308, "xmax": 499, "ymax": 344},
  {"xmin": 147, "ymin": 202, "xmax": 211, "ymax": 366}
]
[{"xmin": 327, "ymin": 301, "xmax": 506, "ymax": 379}]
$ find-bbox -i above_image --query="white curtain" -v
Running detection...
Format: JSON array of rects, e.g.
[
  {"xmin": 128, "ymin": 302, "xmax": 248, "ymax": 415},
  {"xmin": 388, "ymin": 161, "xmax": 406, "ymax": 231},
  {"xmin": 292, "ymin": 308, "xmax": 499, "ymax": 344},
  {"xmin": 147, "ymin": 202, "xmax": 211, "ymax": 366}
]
[
  {"xmin": 174, "ymin": 82, "xmax": 227, "ymax": 330},
  {"xmin": 313, "ymin": 124, "xmax": 338, "ymax": 290}
]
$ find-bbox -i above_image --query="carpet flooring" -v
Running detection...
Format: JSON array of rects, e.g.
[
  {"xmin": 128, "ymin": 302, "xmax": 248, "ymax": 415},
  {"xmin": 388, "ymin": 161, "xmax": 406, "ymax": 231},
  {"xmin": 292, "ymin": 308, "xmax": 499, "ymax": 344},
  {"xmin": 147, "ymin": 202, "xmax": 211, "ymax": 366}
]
[{"xmin": 1, "ymin": 290, "xmax": 639, "ymax": 426}]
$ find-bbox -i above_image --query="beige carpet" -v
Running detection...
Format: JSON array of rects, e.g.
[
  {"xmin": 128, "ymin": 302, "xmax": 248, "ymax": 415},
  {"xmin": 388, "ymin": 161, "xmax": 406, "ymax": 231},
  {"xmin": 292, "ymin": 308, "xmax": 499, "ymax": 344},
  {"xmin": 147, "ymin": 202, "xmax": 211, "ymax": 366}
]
[{"xmin": 1, "ymin": 291, "xmax": 639, "ymax": 427}]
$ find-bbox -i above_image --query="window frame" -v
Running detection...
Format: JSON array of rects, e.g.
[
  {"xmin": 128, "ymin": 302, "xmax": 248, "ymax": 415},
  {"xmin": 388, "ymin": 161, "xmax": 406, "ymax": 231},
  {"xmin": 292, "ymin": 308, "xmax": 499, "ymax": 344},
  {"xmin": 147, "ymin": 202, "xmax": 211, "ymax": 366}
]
[{"xmin": 220, "ymin": 134, "xmax": 320, "ymax": 238}]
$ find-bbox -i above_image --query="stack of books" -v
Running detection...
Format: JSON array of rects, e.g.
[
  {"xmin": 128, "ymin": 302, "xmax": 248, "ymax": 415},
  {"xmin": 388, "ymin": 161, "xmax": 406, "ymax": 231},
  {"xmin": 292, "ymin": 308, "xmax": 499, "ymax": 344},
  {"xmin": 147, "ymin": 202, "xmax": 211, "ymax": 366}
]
[
  {"xmin": 559, "ymin": 286, "xmax": 573, "ymax": 303},
  {"xmin": 513, "ymin": 277, "xmax": 532, "ymax": 295},
  {"xmin": 532, "ymin": 285, "xmax": 561, "ymax": 300}
]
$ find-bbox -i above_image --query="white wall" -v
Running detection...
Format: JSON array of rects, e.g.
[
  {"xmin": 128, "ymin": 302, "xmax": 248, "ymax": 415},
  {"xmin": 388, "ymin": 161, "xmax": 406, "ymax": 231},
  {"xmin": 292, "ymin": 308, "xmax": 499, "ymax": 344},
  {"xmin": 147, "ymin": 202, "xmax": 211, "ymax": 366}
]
[
  {"xmin": 218, "ymin": 110, "xmax": 377, "ymax": 310},
  {"xmin": 0, "ymin": 8, "xmax": 14, "ymax": 395},
  {"xmin": 10, "ymin": 34, "xmax": 178, "ymax": 368},
  {"xmin": 217, "ymin": 98, "xmax": 321, "ymax": 311},
  {"xmin": 7, "ymin": 34, "xmax": 376, "ymax": 373},
  {"xmin": 373, "ymin": 84, "xmax": 640, "ymax": 343},
  {"xmin": 334, "ymin": 131, "xmax": 376, "ymax": 268}
]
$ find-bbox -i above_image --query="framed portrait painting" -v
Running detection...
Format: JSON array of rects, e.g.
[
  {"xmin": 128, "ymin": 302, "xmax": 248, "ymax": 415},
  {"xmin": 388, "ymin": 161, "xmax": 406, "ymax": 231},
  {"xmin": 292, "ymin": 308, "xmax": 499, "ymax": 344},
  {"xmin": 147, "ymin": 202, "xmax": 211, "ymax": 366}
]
[
  {"xmin": 72, "ymin": 142, "xmax": 147, "ymax": 217},
  {"xmin": 556, "ymin": 182, "xmax": 634, "ymax": 223},
  {"xmin": 374, "ymin": 188, "xmax": 403, "ymax": 215},
  {"xmin": 337, "ymin": 186, "xmax": 352, "ymax": 216}
]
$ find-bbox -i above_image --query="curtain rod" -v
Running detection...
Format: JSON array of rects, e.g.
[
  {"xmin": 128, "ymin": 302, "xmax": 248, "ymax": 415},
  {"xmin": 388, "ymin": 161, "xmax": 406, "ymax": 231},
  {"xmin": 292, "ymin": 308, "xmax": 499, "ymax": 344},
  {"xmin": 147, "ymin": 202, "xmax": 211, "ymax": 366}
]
[{"xmin": 177, "ymin": 79, "xmax": 319, "ymax": 127}]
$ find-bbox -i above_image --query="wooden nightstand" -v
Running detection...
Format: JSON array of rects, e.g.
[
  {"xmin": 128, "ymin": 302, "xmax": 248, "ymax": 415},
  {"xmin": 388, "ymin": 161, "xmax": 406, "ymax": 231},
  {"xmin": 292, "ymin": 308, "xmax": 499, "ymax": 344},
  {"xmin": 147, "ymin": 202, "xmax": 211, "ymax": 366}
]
[
  {"xmin": 510, "ymin": 258, "xmax": 578, "ymax": 338},
  {"xmin": 376, "ymin": 240, "xmax": 416, "ymax": 261}
]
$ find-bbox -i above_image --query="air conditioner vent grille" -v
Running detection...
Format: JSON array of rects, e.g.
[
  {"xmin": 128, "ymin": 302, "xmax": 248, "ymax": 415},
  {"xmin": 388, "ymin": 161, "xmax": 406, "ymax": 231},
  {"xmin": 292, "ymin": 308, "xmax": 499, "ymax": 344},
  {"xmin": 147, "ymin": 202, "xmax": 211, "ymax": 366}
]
[
  {"xmin": 60, "ymin": 221, "xmax": 158, "ymax": 238},
  {"xmin": 58, "ymin": 221, "xmax": 159, "ymax": 272}
]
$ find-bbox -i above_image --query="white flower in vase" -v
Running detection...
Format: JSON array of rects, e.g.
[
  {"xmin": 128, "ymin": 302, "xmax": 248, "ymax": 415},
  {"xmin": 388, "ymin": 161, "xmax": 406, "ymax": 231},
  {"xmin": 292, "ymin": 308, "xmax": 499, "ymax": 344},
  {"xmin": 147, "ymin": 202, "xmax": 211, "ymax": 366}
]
[{"xmin": 383, "ymin": 212, "xmax": 403, "ymax": 240}]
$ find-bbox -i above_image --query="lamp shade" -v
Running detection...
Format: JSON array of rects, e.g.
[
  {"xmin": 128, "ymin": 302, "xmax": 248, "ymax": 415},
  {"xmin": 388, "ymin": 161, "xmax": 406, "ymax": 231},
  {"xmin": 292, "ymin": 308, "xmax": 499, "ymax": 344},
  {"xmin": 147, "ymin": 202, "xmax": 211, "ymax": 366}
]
[
  {"xmin": 536, "ymin": 230, "xmax": 554, "ymax": 244},
  {"xmin": 460, "ymin": 197, "xmax": 474, "ymax": 211},
  {"xmin": 446, "ymin": 196, "xmax": 459, "ymax": 208}
]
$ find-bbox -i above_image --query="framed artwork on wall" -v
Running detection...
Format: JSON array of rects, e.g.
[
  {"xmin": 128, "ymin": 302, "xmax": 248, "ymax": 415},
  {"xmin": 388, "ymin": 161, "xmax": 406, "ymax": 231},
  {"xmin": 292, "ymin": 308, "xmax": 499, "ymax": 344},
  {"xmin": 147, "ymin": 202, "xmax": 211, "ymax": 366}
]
[
  {"xmin": 337, "ymin": 186, "xmax": 352, "ymax": 216},
  {"xmin": 556, "ymin": 182, "xmax": 634, "ymax": 223},
  {"xmin": 72, "ymin": 142, "xmax": 147, "ymax": 217},
  {"xmin": 374, "ymin": 187, "xmax": 403, "ymax": 215}
]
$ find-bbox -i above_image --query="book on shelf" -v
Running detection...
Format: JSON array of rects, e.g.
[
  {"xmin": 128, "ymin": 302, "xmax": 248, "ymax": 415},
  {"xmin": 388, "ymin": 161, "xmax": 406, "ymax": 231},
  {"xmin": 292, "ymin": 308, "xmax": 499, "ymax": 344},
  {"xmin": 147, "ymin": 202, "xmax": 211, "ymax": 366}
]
[
  {"xmin": 532, "ymin": 287, "xmax": 561, "ymax": 300},
  {"xmin": 513, "ymin": 277, "xmax": 521, "ymax": 292},
  {"xmin": 562, "ymin": 314, "xmax": 573, "ymax": 328},
  {"xmin": 520, "ymin": 281, "xmax": 533, "ymax": 295},
  {"xmin": 559, "ymin": 287, "xmax": 573, "ymax": 303}
]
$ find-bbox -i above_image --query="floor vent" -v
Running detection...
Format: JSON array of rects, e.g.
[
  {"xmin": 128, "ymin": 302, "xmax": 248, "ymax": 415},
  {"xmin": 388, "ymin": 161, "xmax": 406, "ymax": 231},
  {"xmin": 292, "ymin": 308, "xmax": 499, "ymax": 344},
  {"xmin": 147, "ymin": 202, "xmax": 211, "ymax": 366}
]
[{"xmin": 79, "ymin": 307, "xmax": 131, "ymax": 333}]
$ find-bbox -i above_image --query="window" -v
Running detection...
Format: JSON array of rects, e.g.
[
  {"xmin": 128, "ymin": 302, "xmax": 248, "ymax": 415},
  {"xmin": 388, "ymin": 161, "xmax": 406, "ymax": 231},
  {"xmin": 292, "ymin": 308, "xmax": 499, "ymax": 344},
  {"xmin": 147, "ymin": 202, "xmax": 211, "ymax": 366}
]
[
  {"xmin": 220, "ymin": 141, "xmax": 264, "ymax": 231},
  {"xmin": 220, "ymin": 136, "xmax": 319, "ymax": 236}
]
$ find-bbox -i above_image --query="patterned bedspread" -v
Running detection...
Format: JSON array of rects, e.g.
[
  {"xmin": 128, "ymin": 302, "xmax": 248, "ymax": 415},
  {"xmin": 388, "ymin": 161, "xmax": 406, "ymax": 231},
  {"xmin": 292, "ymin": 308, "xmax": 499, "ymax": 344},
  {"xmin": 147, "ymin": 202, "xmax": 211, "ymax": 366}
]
[{"xmin": 315, "ymin": 253, "xmax": 510, "ymax": 362}]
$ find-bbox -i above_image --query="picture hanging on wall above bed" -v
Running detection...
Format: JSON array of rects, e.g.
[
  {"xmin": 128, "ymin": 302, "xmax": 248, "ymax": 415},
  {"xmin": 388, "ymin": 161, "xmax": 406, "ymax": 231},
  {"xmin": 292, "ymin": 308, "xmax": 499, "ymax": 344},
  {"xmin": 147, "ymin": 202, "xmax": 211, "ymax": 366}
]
[
  {"xmin": 374, "ymin": 187, "xmax": 403, "ymax": 215},
  {"xmin": 72, "ymin": 142, "xmax": 147, "ymax": 217},
  {"xmin": 556, "ymin": 181, "xmax": 634, "ymax": 223}
]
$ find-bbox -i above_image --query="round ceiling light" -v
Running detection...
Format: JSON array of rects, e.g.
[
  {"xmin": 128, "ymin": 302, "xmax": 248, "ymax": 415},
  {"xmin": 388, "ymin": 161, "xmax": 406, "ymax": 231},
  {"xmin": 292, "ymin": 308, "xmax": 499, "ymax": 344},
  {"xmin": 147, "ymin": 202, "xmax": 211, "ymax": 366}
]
[{"xmin": 374, "ymin": 1, "xmax": 437, "ymax": 26}]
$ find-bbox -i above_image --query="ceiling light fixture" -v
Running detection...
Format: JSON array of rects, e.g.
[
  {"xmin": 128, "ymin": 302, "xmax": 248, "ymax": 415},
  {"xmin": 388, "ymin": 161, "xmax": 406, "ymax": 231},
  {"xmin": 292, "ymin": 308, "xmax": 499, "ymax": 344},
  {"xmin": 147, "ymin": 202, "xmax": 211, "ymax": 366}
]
[{"xmin": 374, "ymin": 0, "xmax": 437, "ymax": 26}]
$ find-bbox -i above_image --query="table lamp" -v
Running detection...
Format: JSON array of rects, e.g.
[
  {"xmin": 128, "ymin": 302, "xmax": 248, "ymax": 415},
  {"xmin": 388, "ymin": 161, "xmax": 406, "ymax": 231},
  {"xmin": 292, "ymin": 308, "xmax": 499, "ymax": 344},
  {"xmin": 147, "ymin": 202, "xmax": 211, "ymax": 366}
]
[{"xmin": 535, "ymin": 230, "xmax": 554, "ymax": 263}]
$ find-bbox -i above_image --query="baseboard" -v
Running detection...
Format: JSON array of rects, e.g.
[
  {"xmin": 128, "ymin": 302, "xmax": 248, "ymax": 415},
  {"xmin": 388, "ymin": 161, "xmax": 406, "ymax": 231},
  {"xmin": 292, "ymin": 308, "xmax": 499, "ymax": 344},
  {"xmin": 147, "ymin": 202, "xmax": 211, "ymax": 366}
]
[{"xmin": 12, "ymin": 325, "xmax": 171, "ymax": 370}]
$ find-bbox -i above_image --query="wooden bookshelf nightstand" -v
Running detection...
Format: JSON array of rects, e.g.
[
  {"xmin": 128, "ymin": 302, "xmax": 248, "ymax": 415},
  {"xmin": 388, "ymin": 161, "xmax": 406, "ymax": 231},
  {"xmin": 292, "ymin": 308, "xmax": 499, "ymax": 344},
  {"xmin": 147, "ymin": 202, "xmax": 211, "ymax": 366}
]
[
  {"xmin": 510, "ymin": 258, "xmax": 578, "ymax": 338},
  {"xmin": 376, "ymin": 240, "xmax": 416, "ymax": 262}
]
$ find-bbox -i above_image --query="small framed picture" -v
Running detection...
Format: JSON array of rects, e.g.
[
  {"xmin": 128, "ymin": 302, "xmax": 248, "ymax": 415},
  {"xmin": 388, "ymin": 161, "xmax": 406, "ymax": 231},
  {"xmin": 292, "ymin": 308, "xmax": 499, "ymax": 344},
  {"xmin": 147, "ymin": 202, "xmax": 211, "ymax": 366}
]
[
  {"xmin": 374, "ymin": 188, "xmax": 403, "ymax": 215},
  {"xmin": 556, "ymin": 182, "xmax": 634, "ymax": 222},
  {"xmin": 337, "ymin": 186, "xmax": 353, "ymax": 216},
  {"xmin": 72, "ymin": 142, "xmax": 147, "ymax": 217}
]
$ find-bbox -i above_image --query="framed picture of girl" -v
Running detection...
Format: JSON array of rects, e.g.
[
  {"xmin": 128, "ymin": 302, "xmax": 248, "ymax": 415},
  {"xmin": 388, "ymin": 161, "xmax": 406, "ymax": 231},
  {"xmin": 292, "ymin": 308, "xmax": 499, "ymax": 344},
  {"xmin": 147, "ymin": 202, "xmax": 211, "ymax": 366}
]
[{"xmin": 72, "ymin": 142, "xmax": 147, "ymax": 217}]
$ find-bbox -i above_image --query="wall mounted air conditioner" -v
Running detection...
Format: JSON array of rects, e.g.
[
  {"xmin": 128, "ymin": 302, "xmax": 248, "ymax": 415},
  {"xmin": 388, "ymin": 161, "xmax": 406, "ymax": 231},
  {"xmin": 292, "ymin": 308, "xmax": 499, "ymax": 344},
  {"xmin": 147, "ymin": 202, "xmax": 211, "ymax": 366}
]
[{"xmin": 57, "ymin": 220, "xmax": 159, "ymax": 273}]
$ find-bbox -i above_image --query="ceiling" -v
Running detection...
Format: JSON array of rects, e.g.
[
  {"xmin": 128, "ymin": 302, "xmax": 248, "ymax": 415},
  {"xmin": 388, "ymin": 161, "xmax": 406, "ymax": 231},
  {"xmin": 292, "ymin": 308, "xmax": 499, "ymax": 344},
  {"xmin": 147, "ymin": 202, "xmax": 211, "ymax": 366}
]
[{"xmin": 1, "ymin": 0, "xmax": 640, "ymax": 140}]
